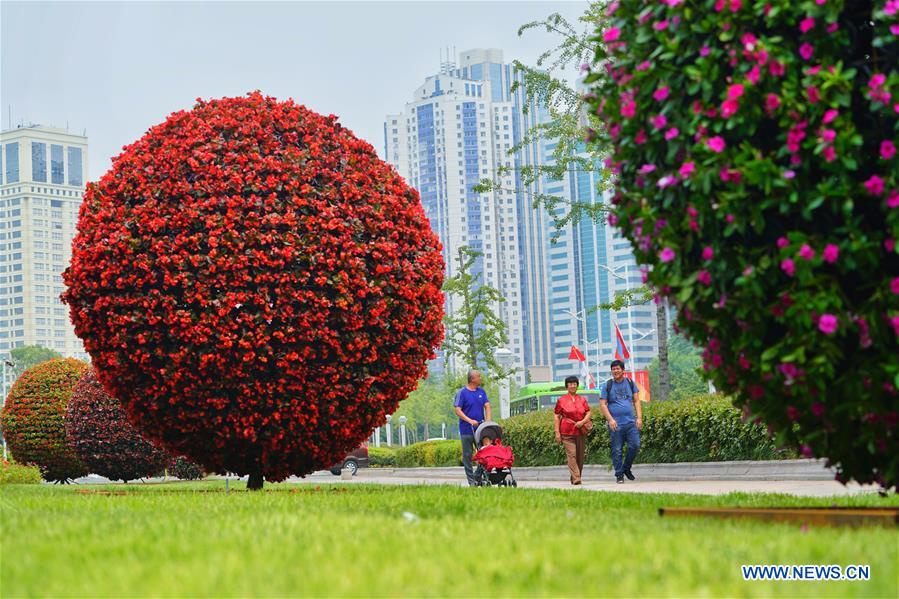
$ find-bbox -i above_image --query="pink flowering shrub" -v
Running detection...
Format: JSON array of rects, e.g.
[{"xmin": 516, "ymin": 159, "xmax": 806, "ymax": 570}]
[{"xmin": 585, "ymin": 0, "xmax": 898, "ymax": 489}]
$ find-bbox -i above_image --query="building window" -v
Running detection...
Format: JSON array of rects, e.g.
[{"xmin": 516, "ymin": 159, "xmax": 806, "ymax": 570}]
[
  {"xmin": 32, "ymin": 142, "xmax": 47, "ymax": 182},
  {"xmin": 67, "ymin": 147, "xmax": 83, "ymax": 186},
  {"xmin": 5, "ymin": 143, "xmax": 19, "ymax": 183},
  {"xmin": 50, "ymin": 145, "xmax": 65, "ymax": 184}
]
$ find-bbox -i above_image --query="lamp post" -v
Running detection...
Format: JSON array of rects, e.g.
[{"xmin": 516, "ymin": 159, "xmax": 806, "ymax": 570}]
[
  {"xmin": 399, "ymin": 415, "xmax": 407, "ymax": 447},
  {"xmin": 385, "ymin": 414, "xmax": 392, "ymax": 447},
  {"xmin": 494, "ymin": 347, "xmax": 514, "ymax": 419},
  {"xmin": 2, "ymin": 359, "xmax": 16, "ymax": 460}
]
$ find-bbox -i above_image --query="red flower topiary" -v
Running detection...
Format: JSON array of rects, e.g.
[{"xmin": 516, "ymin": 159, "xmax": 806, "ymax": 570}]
[
  {"xmin": 0, "ymin": 358, "xmax": 90, "ymax": 482},
  {"xmin": 65, "ymin": 369, "xmax": 169, "ymax": 482},
  {"xmin": 62, "ymin": 92, "xmax": 444, "ymax": 489}
]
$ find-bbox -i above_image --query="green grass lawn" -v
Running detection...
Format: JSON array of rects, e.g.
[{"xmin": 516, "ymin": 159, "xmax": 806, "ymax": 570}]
[{"xmin": 2, "ymin": 482, "xmax": 897, "ymax": 598}]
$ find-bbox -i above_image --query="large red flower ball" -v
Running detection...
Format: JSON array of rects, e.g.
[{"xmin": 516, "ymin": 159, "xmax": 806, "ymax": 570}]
[
  {"xmin": 65, "ymin": 369, "xmax": 170, "ymax": 482},
  {"xmin": 62, "ymin": 93, "xmax": 444, "ymax": 486},
  {"xmin": 0, "ymin": 359, "xmax": 90, "ymax": 482}
]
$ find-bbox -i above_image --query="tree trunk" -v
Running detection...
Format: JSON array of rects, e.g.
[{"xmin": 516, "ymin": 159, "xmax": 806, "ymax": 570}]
[
  {"xmin": 656, "ymin": 301, "xmax": 670, "ymax": 401},
  {"xmin": 247, "ymin": 467, "xmax": 264, "ymax": 491}
]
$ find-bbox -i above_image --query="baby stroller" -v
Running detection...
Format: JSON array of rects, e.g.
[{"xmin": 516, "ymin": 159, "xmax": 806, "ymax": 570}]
[{"xmin": 473, "ymin": 421, "xmax": 517, "ymax": 487}]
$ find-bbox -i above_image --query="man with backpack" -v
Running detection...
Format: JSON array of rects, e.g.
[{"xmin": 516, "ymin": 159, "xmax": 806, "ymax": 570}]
[{"xmin": 599, "ymin": 360, "xmax": 642, "ymax": 483}]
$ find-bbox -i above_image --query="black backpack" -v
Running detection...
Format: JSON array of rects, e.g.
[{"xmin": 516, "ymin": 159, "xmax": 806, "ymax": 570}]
[{"xmin": 605, "ymin": 377, "xmax": 637, "ymax": 399}]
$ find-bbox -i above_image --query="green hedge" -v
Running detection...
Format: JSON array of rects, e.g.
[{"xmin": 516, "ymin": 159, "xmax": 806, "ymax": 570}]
[
  {"xmin": 500, "ymin": 394, "xmax": 795, "ymax": 467},
  {"xmin": 368, "ymin": 447, "xmax": 397, "ymax": 468},
  {"xmin": 1, "ymin": 459, "xmax": 43, "ymax": 484},
  {"xmin": 395, "ymin": 440, "xmax": 461, "ymax": 468}
]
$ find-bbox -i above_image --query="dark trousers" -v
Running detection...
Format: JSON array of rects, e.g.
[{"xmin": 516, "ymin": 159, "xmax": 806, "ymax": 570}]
[
  {"xmin": 461, "ymin": 434, "xmax": 479, "ymax": 486},
  {"xmin": 610, "ymin": 421, "xmax": 640, "ymax": 477}
]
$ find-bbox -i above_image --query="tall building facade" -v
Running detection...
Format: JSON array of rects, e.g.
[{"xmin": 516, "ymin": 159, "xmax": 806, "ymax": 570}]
[
  {"xmin": 546, "ymin": 155, "xmax": 659, "ymax": 383},
  {"xmin": 385, "ymin": 48, "xmax": 543, "ymax": 383},
  {"xmin": 0, "ymin": 125, "xmax": 89, "ymax": 370}
]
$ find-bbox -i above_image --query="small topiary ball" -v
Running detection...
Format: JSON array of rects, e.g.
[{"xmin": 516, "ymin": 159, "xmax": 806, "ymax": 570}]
[
  {"xmin": 0, "ymin": 358, "xmax": 90, "ymax": 482},
  {"xmin": 65, "ymin": 369, "xmax": 170, "ymax": 482},
  {"xmin": 168, "ymin": 456, "xmax": 205, "ymax": 481}
]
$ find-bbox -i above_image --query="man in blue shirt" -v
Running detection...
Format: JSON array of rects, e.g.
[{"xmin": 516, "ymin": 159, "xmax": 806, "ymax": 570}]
[
  {"xmin": 599, "ymin": 360, "xmax": 642, "ymax": 484},
  {"xmin": 454, "ymin": 369, "xmax": 492, "ymax": 486}
]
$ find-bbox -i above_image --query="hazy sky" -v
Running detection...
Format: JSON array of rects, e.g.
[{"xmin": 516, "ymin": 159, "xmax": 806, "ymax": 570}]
[{"xmin": 2, "ymin": 0, "xmax": 589, "ymax": 182}]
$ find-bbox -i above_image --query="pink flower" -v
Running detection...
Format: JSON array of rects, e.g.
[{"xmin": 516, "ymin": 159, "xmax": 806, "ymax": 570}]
[
  {"xmin": 604, "ymin": 27, "xmax": 621, "ymax": 42},
  {"xmin": 891, "ymin": 277, "xmax": 899, "ymax": 295},
  {"xmin": 799, "ymin": 244, "xmax": 815, "ymax": 260},
  {"xmin": 783, "ymin": 169, "xmax": 796, "ymax": 179},
  {"xmin": 707, "ymin": 136, "xmax": 726, "ymax": 152},
  {"xmin": 881, "ymin": 141, "xmax": 896, "ymax": 160},
  {"xmin": 698, "ymin": 270, "xmax": 712, "ymax": 286},
  {"xmin": 746, "ymin": 65, "xmax": 761, "ymax": 85},
  {"xmin": 781, "ymin": 258, "xmax": 795, "ymax": 276},
  {"xmin": 827, "ymin": 22, "xmax": 839, "ymax": 33},
  {"xmin": 765, "ymin": 93, "xmax": 780, "ymax": 113},
  {"xmin": 665, "ymin": 127, "xmax": 679, "ymax": 140},
  {"xmin": 654, "ymin": 19, "xmax": 670, "ymax": 31},
  {"xmin": 679, "ymin": 161, "xmax": 695, "ymax": 178},
  {"xmin": 820, "ymin": 129, "xmax": 836, "ymax": 143},
  {"xmin": 806, "ymin": 86, "xmax": 820, "ymax": 103},
  {"xmin": 652, "ymin": 114, "xmax": 668, "ymax": 129},
  {"xmin": 721, "ymin": 99, "xmax": 739, "ymax": 118},
  {"xmin": 864, "ymin": 175, "xmax": 885, "ymax": 195},
  {"xmin": 639, "ymin": 164, "xmax": 657, "ymax": 174},
  {"xmin": 822, "ymin": 243, "xmax": 839, "ymax": 263},
  {"xmin": 891, "ymin": 316, "xmax": 899, "ymax": 338},
  {"xmin": 888, "ymin": 190, "xmax": 899, "ymax": 209},
  {"xmin": 657, "ymin": 175, "xmax": 678, "ymax": 188},
  {"xmin": 818, "ymin": 314, "xmax": 838, "ymax": 335},
  {"xmin": 799, "ymin": 17, "xmax": 815, "ymax": 33},
  {"xmin": 799, "ymin": 43, "xmax": 814, "ymax": 60},
  {"xmin": 702, "ymin": 246, "xmax": 714, "ymax": 261},
  {"xmin": 659, "ymin": 247, "xmax": 676, "ymax": 262},
  {"xmin": 769, "ymin": 60, "xmax": 785, "ymax": 77},
  {"xmin": 654, "ymin": 86, "xmax": 670, "ymax": 102},
  {"xmin": 777, "ymin": 236, "xmax": 789, "ymax": 249},
  {"xmin": 727, "ymin": 83, "xmax": 745, "ymax": 101},
  {"xmin": 636, "ymin": 61, "xmax": 652, "ymax": 72},
  {"xmin": 621, "ymin": 101, "xmax": 636, "ymax": 118},
  {"xmin": 635, "ymin": 129, "xmax": 647, "ymax": 144},
  {"xmin": 822, "ymin": 109, "xmax": 838, "ymax": 124},
  {"xmin": 700, "ymin": 45, "xmax": 711, "ymax": 57},
  {"xmin": 822, "ymin": 146, "xmax": 837, "ymax": 162}
]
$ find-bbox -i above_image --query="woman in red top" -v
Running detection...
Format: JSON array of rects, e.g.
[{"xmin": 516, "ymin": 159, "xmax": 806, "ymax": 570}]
[{"xmin": 554, "ymin": 375, "xmax": 592, "ymax": 485}]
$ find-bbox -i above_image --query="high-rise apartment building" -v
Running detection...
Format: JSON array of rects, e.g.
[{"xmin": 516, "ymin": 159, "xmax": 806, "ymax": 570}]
[
  {"xmin": 0, "ymin": 125, "xmax": 89, "ymax": 370},
  {"xmin": 385, "ymin": 49, "xmax": 539, "ymax": 383}
]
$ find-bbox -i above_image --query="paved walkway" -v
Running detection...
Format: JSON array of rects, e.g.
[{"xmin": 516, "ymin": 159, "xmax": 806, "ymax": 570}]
[{"xmin": 295, "ymin": 470, "xmax": 877, "ymax": 497}]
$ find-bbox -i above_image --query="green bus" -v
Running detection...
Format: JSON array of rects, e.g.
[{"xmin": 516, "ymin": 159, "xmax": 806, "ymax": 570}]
[{"xmin": 510, "ymin": 382, "xmax": 604, "ymax": 416}]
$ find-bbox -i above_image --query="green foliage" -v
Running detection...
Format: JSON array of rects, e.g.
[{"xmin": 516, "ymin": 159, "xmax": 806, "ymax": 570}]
[
  {"xmin": 394, "ymin": 440, "xmax": 462, "ymax": 468},
  {"xmin": 648, "ymin": 334, "xmax": 708, "ymax": 401},
  {"xmin": 367, "ymin": 447, "xmax": 397, "ymax": 468},
  {"xmin": 8, "ymin": 346, "xmax": 64, "ymax": 372},
  {"xmin": 441, "ymin": 246, "xmax": 513, "ymax": 380},
  {"xmin": 584, "ymin": 0, "xmax": 899, "ymax": 489},
  {"xmin": 500, "ymin": 394, "xmax": 793, "ymax": 467},
  {"xmin": 0, "ymin": 459, "xmax": 42, "ymax": 485}
]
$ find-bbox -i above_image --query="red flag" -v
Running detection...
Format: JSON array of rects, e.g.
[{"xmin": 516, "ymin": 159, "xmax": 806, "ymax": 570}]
[
  {"xmin": 614, "ymin": 322, "xmax": 630, "ymax": 360},
  {"xmin": 568, "ymin": 345, "xmax": 586, "ymax": 361}
]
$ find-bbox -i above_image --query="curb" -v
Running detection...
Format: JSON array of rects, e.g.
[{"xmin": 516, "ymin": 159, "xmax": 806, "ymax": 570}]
[{"xmin": 360, "ymin": 459, "xmax": 835, "ymax": 482}]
